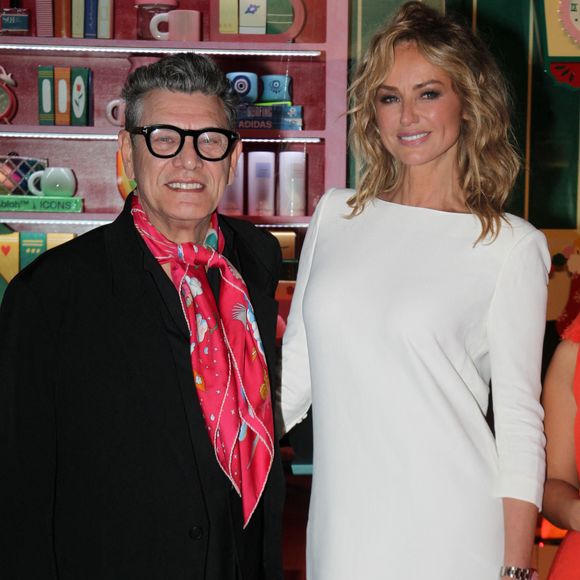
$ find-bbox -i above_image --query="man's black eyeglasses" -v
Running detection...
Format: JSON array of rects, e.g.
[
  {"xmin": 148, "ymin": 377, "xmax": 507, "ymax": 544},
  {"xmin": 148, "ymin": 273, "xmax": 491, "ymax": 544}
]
[{"xmin": 129, "ymin": 125, "xmax": 240, "ymax": 162}]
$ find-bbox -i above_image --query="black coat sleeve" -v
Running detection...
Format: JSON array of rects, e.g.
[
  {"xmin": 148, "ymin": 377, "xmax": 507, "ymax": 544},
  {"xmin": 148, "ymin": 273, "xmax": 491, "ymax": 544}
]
[{"xmin": 0, "ymin": 276, "xmax": 59, "ymax": 578}]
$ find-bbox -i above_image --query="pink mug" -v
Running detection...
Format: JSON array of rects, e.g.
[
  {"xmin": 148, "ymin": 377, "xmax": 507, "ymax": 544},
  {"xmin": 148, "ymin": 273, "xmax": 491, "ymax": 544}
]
[{"xmin": 149, "ymin": 10, "xmax": 202, "ymax": 42}]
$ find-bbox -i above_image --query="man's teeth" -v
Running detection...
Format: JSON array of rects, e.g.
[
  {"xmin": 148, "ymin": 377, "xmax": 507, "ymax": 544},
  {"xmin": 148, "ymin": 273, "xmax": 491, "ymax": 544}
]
[
  {"xmin": 169, "ymin": 182, "xmax": 203, "ymax": 190},
  {"xmin": 399, "ymin": 132, "xmax": 429, "ymax": 141}
]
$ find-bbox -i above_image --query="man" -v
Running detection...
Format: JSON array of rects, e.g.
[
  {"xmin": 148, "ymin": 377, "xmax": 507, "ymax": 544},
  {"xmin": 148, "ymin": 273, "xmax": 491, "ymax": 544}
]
[{"xmin": 0, "ymin": 54, "xmax": 284, "ymax": 580}]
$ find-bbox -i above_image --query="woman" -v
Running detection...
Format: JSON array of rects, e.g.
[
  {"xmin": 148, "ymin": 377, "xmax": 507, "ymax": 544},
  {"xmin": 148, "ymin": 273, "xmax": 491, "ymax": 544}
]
[
  {"xmin": 280, "ymin": 3, "xmax": 548, "ymax": 579},
  {"xmin": 542, "ymin": 315, "xmax": 580, "ymax": 579}
]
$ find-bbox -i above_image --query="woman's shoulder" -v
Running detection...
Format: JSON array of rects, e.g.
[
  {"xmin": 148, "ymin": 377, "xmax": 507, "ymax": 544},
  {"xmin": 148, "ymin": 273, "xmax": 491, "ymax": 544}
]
[{"xmin": 493, "ymin": 212, "xmax": 548, "ymax": 253}]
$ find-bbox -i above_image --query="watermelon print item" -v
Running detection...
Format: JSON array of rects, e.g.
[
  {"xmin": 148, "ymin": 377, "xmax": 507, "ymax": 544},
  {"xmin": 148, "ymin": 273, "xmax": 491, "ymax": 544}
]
[{"xmin": 131, "ymin": 195, "xmax": 274, "ymax": 526}]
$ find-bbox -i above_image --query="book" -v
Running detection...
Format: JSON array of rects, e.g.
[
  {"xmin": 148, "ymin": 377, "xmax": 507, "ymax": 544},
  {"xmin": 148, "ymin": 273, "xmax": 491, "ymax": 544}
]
[
  {"xmin": 71, "ymin": 0, "xmax": 85, "ymax": 38},
  {"xmin": 0, "ymin": 232, "xmax": 19, "ymax": 295},
  {"xmin": 54, "ymin": 66, "xmax": 71, "ymax": 126},
  {"xmin": 219, "ymin": 0, "xmax": 238, "ymax": 34},
  {"xmin": 71, "ymin": 67, "xmax": 91, "ymax": 126},
  {"xmin": 84, "ymin": 0, "xmax": 99, "ymax": 39},
  {"xmin": 47, "ymin": 233, "xmax": 75, "ymax": 251},
  {"xmin": 239, "ymin": 0, "xmax": 266, "ymax": 34},
  {"xmin": 35, "ymin": 0, "xmax": 53, "ymax": 37},
  {"xmin": 54, "ymin": 0, "xmax": 72, "ymax": 37},
  {"xmin": 0, "ymin": 195, "xmax": 83, "ymax": 213},
  {"xmin": 38, "ymin": 65, "xmax": 54, "ymax": 126},
  {"xmin": 19, "ymin": 232, "xmax": 47, "ymax": 270},
  {"xmin": 97, "ymin": 0, "xmax": 113, "ymax": 39},
  {"xmin": 266, "ymin": 0, "xmax": 293, "ymax": 34}
]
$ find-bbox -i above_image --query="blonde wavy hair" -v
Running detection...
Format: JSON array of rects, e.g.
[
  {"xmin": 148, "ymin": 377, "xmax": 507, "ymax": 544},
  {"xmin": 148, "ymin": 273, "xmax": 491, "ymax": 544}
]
[{"xmin": 348, "ymin": 1, "xmax": 521, "ymax": 241}]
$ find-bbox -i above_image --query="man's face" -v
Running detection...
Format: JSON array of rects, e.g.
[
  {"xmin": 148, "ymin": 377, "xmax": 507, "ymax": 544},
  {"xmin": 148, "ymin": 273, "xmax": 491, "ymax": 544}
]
[{"xmin": 119, "ymin": 89, "xmax": 242, "ymax": 243}]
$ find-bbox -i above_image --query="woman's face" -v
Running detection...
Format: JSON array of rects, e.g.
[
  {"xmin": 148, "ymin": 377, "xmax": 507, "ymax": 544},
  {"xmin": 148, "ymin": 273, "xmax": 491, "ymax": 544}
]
[{"xmin": 374, "ymin": 42, "xmax": 463, "ymax": 171}]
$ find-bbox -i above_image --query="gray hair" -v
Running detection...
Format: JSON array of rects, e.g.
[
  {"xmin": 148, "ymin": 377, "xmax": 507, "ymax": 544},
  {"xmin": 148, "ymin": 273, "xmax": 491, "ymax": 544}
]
[{"xmin": 121, "ymin": 53, "xmax": 239, "ymax": 131}]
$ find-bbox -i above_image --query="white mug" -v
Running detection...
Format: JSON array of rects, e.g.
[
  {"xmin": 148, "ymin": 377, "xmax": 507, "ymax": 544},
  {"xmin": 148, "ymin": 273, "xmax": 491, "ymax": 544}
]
[
  {"xmin": 28, "ymin": 167, "xmax": 77, "ymax": 197},
  {"xmin": 105, "ymin": 98, "xmax": 125, "ymax": 126},
  {"xmin": 150, "ymin": 10, "xmax": 202, "ymax": 42}
]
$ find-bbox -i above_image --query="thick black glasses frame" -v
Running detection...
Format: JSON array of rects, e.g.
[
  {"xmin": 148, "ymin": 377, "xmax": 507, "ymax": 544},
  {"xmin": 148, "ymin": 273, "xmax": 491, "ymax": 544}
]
[{"xmin": 129, "ymin": 124, "xmax": 240, "ymax": 161}]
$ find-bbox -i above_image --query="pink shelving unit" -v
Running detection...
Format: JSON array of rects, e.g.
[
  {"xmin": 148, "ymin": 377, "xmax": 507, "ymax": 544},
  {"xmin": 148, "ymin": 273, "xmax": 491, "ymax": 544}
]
[{"xmin": 0, "ymin": 0, "xmax": 348, "ymax": 231}]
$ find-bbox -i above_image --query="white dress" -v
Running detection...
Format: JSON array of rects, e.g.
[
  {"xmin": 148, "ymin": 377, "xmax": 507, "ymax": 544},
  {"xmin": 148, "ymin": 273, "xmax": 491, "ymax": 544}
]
[{"xmin": 280, "ymin": 188, "xmax": 549, "ymax": 580}]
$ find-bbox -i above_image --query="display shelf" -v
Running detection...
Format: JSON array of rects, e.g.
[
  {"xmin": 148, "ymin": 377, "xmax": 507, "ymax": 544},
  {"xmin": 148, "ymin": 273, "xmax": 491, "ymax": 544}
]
[
  {"xmin": 0, "ymin": 36, "xmax": 324, "ymax": 58},
  {"xmin": 0, "ymin": 0, "xmax": 347, "ymax": 231}
]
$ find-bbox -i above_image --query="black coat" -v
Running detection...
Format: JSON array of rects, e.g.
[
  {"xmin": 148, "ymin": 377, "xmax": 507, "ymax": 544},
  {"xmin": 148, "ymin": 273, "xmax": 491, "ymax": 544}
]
[{"xmin": 0, "ymin": 195, "xmax": 285, "ymax": 580}]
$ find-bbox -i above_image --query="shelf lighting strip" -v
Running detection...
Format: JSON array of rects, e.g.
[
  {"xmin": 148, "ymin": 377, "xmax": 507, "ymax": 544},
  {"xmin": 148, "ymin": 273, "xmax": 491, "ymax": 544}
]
[
  {"xmin": 0, "ymin": 131, "xmax": 322, "ymax": 144},
  {"xmin": 1, "ymin": 218, "xmax": 113, "ymax": 226},
  {"xmin": 0, "ymin": 217, "xmax": 308, "ymax": 229},
  {"xmin": 0, "ymin": 43, "xmax": 321, "ymax": 58}
]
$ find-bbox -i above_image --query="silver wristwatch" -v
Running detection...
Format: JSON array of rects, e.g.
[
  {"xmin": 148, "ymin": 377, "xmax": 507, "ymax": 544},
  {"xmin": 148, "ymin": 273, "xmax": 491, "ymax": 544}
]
[{"xmin": 499, "ymin": 566, "xmax": 539, "ymax": 580}]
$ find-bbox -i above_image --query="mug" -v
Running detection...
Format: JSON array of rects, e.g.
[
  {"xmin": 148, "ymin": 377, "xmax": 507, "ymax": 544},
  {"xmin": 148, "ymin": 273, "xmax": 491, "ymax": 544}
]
[
  {"xmin": 149, "ymin": 9, "xmax": 202, "ymax": 41},
  {"xmin": 226, "ymin": 72, "xmax": 258, "ymax": 103},
  {"xmin": 105, "ymin": 98, "xmax": 125, "ymax": 127},
  {"xmin": 27, "ymin": 167, "xmax": 77, "ymax": 197},
  {"xmin": 260, "ymin": 74, "xmax": 292, "ymax": 103}
]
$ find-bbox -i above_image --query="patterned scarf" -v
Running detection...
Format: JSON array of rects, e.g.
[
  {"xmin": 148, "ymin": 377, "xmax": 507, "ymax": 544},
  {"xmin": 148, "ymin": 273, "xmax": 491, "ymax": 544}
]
[{"xmin": 131, "ymin": 195, "xmax": 274, "ymax": 526}]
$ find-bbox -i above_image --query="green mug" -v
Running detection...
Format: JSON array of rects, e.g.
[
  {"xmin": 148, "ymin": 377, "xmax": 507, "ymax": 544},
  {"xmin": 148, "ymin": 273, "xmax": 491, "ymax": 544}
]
[{"xmin": 27, "ymin": 167, "xmax": 76, "ymax": 197}]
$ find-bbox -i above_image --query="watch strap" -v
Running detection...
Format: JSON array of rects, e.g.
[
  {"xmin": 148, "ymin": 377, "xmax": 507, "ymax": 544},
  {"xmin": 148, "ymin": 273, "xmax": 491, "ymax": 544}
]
[{"xmin": 500, "ymin": 566, "xmax": 538, "ymax": 580}]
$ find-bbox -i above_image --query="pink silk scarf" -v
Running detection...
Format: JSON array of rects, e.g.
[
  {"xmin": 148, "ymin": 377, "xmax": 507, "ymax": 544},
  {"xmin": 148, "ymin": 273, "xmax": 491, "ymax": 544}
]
[{"xmin": 131, "ymin": 195, "xmax": 274, "ymax": 526}]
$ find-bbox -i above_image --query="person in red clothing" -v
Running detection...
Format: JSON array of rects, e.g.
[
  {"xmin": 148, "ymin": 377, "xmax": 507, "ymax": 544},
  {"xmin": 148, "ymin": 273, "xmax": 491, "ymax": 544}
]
[{"xmin": 542, "ymin": 312, "xmax": 580, "ymax": 579}]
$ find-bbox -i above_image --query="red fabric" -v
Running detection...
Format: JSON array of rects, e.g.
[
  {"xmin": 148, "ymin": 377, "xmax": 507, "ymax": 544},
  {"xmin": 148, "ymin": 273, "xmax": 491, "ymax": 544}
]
[{"xmin": 131, "ymin": 196, "xmax": 274, "ymax": 526}]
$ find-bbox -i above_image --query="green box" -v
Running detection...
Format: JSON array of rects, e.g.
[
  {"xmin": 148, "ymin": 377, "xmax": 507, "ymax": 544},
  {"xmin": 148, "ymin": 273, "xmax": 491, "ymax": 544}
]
[
  {"xmin": 19, "ymin": 231, "xmax": 47, "ymax": 269},
  {"xmin": 38, "ymin": 65, "xmax": 54, "ymax": 126},
  {"xmin": 71, "ymin": 67, "xmax": 91, "ymax": 126},
  {"xmin": 266, "ymin": 0, "xmax": 293, "ymax": 34},
  {"xmin": 0, "ymin": 195, "xmax": 83, "ymax": 213}
]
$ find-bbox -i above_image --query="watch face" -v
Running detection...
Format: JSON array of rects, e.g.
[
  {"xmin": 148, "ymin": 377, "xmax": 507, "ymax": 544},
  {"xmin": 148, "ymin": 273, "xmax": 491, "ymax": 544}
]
[{"xmin": 560, "ymin": 0, "xmax": 580, "ymax": 43}]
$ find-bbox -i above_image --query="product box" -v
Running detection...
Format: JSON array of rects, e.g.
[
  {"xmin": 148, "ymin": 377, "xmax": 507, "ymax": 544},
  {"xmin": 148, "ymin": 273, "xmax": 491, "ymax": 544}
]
[
  {"xmin": 0, "ymin": 232, "xmax": 19, "ymax": 296},
  {"xmin": 266, "ymin": 0, "xmax": 293, "ymax": 34},
  {"xmin": 0, "ymin": 196, "xmax": 83, "ymax": 213},
  {"xmin": 219, "ymin": 0, "xmax": 238, "ymax": 34},
  {"xmin": 47, "ymin": 232, "xmax": 75, "ymax": 250},
  {"xmin": 97, "ymin": 0, "xmax": 113, "ymax": 39},
  {"xmin": 35, "ymin": 0, "xmax": 54, "ymax": 37},
  {"xmin": 71, "ymin": 67, "xmax": 91, "ymax": 126},
  {"xmin": 84, "ymin": 0, "xmax": 99, "ymax": 39},
  {"xmin": 237, "ymin": 104, "xmax": 302, "ymax": 119},
  {"xmin": 237, "ymin": 117, "xmax": 302, "ymax": 130},
  {"xmin": 71, "ymin": 0, "xmax": 85, "ymax": 38},
  {"xmin": 38, "ymin": 65, "xmax": 54, "ymax": 125},
  {"xmin": 19, "ymin": 232, "xmax": 47, "ymax": 270},
  {"xmin": 54, "ymin": 66, "xmax": 71, "ymax": 126},
  {"xmin": 270, "ymin": 231, "xmax": 296, "ymax": 260},
  {"xmin": 239, "ymin": 0, "xmax": 267, "ymax": 34}
]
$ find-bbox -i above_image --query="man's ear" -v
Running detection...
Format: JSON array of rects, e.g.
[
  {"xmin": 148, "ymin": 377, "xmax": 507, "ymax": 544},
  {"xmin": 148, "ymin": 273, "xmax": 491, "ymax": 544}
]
[{"xmin": 119, "ymin": 130, "xmax": 136, "ymax": 180}]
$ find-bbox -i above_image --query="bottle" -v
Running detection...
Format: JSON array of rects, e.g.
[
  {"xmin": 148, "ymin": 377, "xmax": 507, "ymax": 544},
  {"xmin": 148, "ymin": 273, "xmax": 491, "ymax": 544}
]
[
  {"xmin": 277, "ymin": 151, "xmax": 306, "ymax": 216},
  {"xmin": 0, "ymin": 0, "xmax": 30, "ymax": 36},
  {"xmin": 247, "ymin": 151, "xmax": 275, "ymax": 216},
  {"xmin": 135, "ymin": 0, "xmax": 178, "ymax": 40}
]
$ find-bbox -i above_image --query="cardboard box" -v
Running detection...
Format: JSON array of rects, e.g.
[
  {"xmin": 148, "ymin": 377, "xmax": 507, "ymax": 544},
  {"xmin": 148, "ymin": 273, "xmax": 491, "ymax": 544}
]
[
  {"xmin": 38, "ymin": 65, "xmax": 54, "ymax": 125},
  {"xmin": 0, "ymin": 195, "xmax": 83, "ymax": 213},
  {"xmin": 0, "ymin": 232, "xmax": 20, "ymax": 291},
  {"xmin": 54, "ymin": 66, "xmax": 71, "ymax": 125},
  {"xmin": 270, "ymin": 231, "xmax": 296, "ymax": 259},
  {"xmin": 219, "ymin": 0, "xmax": 238, "ymax": 34},
  {"xmin": 240, "ymin": 0, "xmax": 266, "ymax": 34}
]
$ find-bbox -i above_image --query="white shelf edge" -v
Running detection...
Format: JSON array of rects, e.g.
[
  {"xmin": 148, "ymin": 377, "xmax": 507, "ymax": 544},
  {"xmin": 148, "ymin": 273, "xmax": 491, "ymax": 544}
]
[
  {"xmin": 0, "ymin": 43, "xmax": 321, "ymax": 58},
  {"xmin": 255, "ymin": 222, "xmax": 309, "ymax": 229},
  {"xmin": 0, "ymin": 217, "xmax": 113, "ymax": 226},
  {"xmin": 0, "ymin": 130, "xmax": 322, "ymax": 144}
]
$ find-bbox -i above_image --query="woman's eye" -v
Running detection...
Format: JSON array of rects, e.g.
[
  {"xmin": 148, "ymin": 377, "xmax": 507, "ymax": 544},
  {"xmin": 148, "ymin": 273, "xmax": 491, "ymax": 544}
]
[
  {"xmin": 378, "ymin": 94, "xmax": 398, "ymax": 104},
  {"xmin": 421, "ymin": 90, "xmax": 441, "ymax": 100}
]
